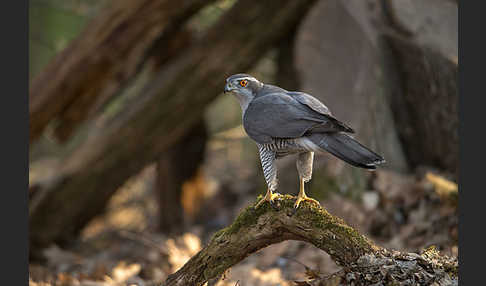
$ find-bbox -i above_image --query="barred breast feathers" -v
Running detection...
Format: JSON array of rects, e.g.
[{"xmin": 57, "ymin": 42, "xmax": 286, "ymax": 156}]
[
  {"xmin": 260, "ymin": 138, "xmax": 293, "ymax": 152},
  {"xmin": 259, "ymin": 137, "xmax": 320, "ymax": 153}
]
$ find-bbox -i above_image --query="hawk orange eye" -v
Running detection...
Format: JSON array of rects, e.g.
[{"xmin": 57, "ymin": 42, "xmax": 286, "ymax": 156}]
[{"xmin": 239, "ymin": 80, "xmax": 248, "ymax": 87}]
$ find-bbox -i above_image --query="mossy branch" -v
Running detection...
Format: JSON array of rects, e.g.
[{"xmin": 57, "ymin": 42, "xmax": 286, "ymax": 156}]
[
  {"xmin": 162, "ymin": 195, "xmax": 458, "ymax": 286},
  {"xmin": 162, "ymin": 195, "xmax": 376, "ymax": 285}
]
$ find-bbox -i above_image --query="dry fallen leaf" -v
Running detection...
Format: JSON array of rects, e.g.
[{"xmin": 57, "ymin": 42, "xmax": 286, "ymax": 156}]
[
  {"xmin": 167, "ymin": 233, "xmax": 202, "ymax": 272},
  {"xmin": 111, "ymin": 261, "xmax": 141, "ymax": 283}
]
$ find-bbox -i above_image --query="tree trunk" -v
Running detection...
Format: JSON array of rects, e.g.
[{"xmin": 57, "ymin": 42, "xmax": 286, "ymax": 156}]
[
  {"xmin": 276, "ymin": 31, "xmax": 301, "ymax": 91},
  {"xmin": 156, "ymin": 120, "xmax": 208, "ymax": 234},
  {"xmin": 29, "ymin": 0, "xmax": 318, "ymax": 254},
  {"xmin": 29, "ymin": 0, "xmax": 214, "ymax": 142},
  {"xmin": 293, "ymin": 0, "xmax": 410, "ymax": 201},
  {"xmin": 382, "ymin": 0, "xmax": 458, "ymax": 178},
  {"xmin": 163, "ymin": 195, "xmax": 458, "ymax": 286}
]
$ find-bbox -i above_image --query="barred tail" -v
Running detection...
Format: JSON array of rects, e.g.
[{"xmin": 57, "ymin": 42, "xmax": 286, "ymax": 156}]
[{"xmin": 306, "ymin": 133, "xmax": 385, "ymax": 169}]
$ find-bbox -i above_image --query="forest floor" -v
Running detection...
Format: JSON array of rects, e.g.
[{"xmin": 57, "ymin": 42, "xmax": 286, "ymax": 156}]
[{"xmin": 29, "ymin": 144, "xmax": 458, "ymax": 286}]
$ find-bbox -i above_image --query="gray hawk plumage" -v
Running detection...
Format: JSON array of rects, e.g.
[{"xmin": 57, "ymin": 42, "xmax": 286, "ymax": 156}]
[{"xmin": 224, "ymin": 73, "xmax": 385, "ymax": 209}]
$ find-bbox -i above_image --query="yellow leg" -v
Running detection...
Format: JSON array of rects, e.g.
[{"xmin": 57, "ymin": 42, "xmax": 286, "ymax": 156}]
[
  {"xmin": 255, "ymin": 188, "xmax": 279, "ymax": 208},
  {"xmin": 294, "ymin": 178, "xmax": 320, "ymax": 209}
]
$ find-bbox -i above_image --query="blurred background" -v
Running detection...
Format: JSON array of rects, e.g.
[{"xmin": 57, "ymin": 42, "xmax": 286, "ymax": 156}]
[{"xmin": 29, "ymin": 0, "xmax": 458, "ymax": 285}]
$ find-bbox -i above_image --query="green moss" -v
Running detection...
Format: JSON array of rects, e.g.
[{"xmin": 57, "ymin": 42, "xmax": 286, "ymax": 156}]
[
  {"xmin": 214, "ymin": 194, "xmax": 297, "ymax": 236},
  {"xmin": 211, "ymin": 195, "xmax": 272, "ymax": 237},
  {"xmin": 293, "ymin": 201, "xmax": 374, "ymax": 251},
  {"xmin": 211, "ymin": 228, "xmax": 226, "ymax": 240},
  {"xmin": 209, "ymin": 193, "xmax": 374, "ymax": 252}
]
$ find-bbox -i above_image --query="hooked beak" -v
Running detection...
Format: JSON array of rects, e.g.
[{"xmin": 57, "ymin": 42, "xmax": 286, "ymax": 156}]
[{"xmin": 224, "ymin": 82, "xmax": 233, "ymax": 93}]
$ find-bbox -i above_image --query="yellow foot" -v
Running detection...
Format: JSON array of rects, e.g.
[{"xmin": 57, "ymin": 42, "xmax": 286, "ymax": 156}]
[
  {"xmin": 293, "ymin": 195, "xmax": 320, "ymax": 209},
  {"xmin": 255, "ymin": 189, "xmax": 279, "ymax": 209}
]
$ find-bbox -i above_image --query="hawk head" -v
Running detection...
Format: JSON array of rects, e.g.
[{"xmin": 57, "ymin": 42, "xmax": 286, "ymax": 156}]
[{"xmin": 224, "ymin": 74, "xmax": 263, "ymax": 110}]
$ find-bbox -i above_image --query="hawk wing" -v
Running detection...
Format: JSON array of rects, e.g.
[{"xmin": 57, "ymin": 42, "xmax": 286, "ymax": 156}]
[
  {"xmin": 289, "ymin": 91, "xmax": 354, "ymax": 134},
  {"xmin": 243, "ymin": 92, "xmax": 353, "ymax": 144}
]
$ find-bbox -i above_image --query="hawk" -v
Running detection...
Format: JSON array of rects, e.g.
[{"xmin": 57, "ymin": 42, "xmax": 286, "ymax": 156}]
[{"xmin": 224, "ymin": 74, "xmax": 385, "ymax": 209}]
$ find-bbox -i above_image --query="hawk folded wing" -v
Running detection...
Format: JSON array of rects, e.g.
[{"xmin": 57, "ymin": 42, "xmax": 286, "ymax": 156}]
[{"xmin": 243, "ymin": 92, "xmax": 353, "ymax": 144}]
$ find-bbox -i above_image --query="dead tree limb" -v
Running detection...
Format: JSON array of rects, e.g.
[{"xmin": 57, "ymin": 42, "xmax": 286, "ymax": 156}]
[
  {"xmin": 163, "ymin": 195, "xmax": 458, "ymax": 286},
  {"xmin": 29, "ymin": 0, "xmax": 317, "ymax": 253}
]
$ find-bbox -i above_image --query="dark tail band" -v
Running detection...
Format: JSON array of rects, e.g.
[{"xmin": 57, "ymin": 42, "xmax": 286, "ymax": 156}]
[{"xmin": 307, "ymin": 133, "xmax": 385, "ymax": 169}]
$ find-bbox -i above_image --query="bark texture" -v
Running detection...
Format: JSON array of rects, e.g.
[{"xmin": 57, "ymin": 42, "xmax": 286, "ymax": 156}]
[
  {"xmin": 383, "ymin": 0, "xmax": 458, "ymax": 178},
  {"xmin": 29, "ymin": 0, "xmax": 213, "ymax": 142},
  {"xmin": 163, "ymin": 195, "xmax": 458, "ymax": 286},
  {"xmin": 29, "ymin": 0, "xmax": 318, "ymax": 253}
]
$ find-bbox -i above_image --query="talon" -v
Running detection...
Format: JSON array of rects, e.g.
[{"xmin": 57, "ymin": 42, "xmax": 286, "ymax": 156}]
[
  {"xmin": 293, "ymin": 195, "xmax": 320, "ymax": 209},
  {"xmin": 255, "ymin": 189, "xmax": 279, "ymax": 209},
  {"xmin": 293, "ymin": 178, "xmax": 320, "ymax": 210}
]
